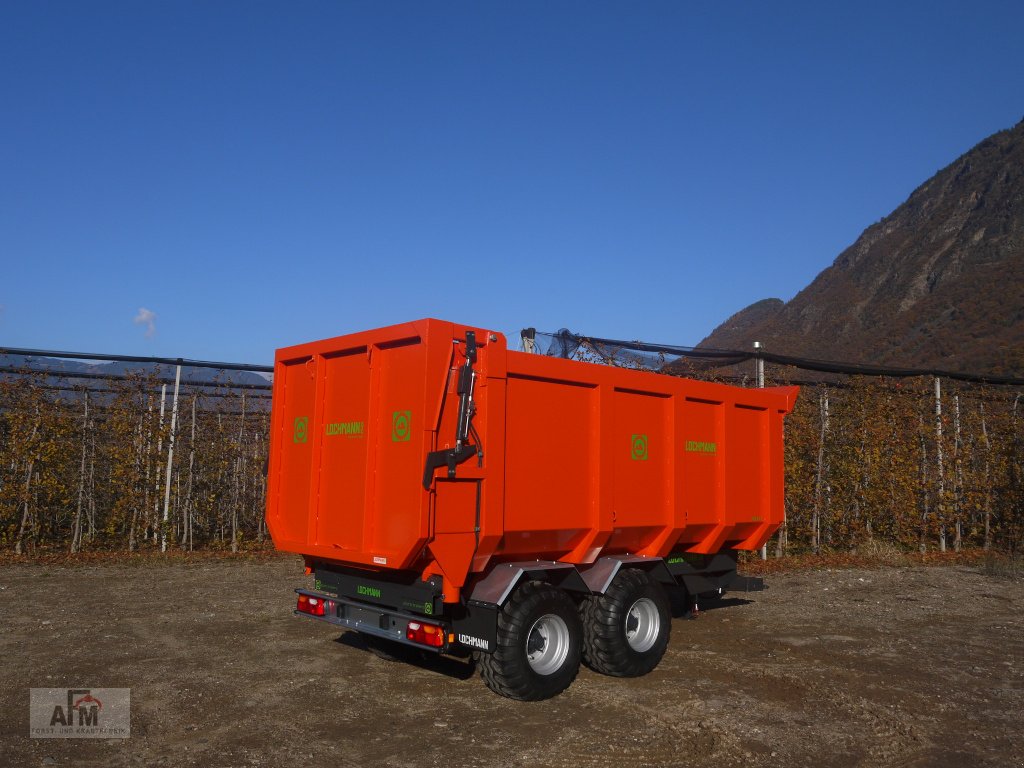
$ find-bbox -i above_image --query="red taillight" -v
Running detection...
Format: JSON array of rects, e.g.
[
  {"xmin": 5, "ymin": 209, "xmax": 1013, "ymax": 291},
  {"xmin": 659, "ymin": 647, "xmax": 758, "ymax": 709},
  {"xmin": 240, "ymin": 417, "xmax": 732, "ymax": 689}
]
[
  {"xmin": 406, "ymin": 621, "xmax": 444, "ymax": 648},
  {"xmin": 297, "ymin": 594, "xmax": 328, "ymax": 617}
]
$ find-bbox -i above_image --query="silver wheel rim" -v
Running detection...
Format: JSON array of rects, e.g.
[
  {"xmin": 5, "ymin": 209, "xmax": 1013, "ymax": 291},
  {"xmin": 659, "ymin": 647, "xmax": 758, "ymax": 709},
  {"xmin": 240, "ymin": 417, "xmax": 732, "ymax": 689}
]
[
  {"xmin": 525, "ymin": 614, "xmax": 571, "ymax": 675},
  {"xmin": 625, "ymin": 597, "xmax": 660, "ymax": 652}
]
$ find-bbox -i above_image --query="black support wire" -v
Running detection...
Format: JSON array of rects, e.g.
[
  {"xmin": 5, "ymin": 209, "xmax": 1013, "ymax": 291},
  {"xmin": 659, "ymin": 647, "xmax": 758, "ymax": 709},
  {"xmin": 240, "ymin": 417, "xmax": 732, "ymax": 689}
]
[
  {"xmin": 0, "ymin": 365, "xmax": 272, "ymax": 391},
  {"xmin": 0, "ymin": 345, "xmax": 273, "ymax": 373},
  {"xmin": 5, "ymin": 333, "xmax": 1024, "ymax": 392},
  {"xmin": 529, "ymin": 329, "xmax": 1024, "ymax": 386},
  {"xmin": 10, "ymin": 380, "xmax": 272, "ymax": 401}
]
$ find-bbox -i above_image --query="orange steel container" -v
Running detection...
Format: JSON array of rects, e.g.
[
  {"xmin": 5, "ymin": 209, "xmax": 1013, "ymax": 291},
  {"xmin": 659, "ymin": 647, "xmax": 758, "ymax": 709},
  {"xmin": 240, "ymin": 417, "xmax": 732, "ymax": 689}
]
[{"xmin": 266, "ymin": 319, "xmax": 798, "ymax": 603}]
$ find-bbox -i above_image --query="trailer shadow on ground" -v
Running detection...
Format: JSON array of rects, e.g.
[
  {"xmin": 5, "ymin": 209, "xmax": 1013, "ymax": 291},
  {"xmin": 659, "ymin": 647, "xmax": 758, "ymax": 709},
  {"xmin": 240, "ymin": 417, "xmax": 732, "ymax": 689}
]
[{"xmin": 336, "ymin": 632, "xmax": 478, "ymax": 680}]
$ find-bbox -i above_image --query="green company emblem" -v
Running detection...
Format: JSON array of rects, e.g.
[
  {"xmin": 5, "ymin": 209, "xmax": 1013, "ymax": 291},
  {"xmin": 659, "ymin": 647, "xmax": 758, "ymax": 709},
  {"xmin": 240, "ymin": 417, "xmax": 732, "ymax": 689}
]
[
  {"xmin": 392, "ymin": 411, "xmax": 411, "ymax": 442},
  {"xmin": 400, "ymin": 600, "xmax": 435, "ymax": 615},
  {"xmin": 313, "ymin": 578, "xmax": 337, "ymax": 596},
  {"xmin": 685, "ymin": 440, "xmax": 717, "ymax": 454},
  {"xmin": 293, "ymin": 416, "xmax": 309, "ymax": 444},
  {"xmin": 356, "ymin": 585, "xmax": 382, "ymax": 599},
  {"xmin": 631, "ymin": 434, "xmax": 648, "ymax": 461}
]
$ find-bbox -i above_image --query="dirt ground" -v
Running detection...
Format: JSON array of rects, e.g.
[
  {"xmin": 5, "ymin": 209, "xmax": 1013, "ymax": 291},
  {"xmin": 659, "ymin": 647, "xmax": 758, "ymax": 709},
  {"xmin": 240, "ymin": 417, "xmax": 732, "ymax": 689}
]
[{"xmin": 1, "ymin": 556, "xmax": 1021, "ymax": 768}]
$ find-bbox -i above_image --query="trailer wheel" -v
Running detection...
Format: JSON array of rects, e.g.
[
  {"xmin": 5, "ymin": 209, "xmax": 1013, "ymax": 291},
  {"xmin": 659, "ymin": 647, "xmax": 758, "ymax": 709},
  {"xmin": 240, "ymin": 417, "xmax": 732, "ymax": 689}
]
[
  {"xmin": 581, "ymin": 568, "xmax": 670, "ymax": 677},
  {"xmin": 478, "ymin": 580, "xmax": 582, "ymax": 701}
]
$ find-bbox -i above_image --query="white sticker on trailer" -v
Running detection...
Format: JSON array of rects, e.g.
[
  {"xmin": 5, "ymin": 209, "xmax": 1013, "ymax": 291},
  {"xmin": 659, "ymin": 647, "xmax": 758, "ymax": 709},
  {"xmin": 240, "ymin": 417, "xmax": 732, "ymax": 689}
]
[{"xmin": 373, "ymin": 556, "xmax": 387, "ymax": 565}]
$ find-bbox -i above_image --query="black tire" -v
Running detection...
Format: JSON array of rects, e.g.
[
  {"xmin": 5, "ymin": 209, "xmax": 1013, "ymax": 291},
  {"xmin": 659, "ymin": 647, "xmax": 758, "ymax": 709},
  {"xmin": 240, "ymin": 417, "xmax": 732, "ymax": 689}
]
[
  {"xmin": 580, "ymin": 568, "xmax": 671, "ymax": 677},
  {"xmin": 478, "ymin": 580, "xmax": 583, "ymax": 701}
]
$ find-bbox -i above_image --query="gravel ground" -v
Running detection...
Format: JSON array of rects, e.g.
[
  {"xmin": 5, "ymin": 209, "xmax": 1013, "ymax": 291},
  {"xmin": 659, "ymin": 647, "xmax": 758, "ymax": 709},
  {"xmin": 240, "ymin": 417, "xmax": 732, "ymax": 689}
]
[{"xmin": 1, "ymin": 557, "xmax": 1021, "ymax": 767}]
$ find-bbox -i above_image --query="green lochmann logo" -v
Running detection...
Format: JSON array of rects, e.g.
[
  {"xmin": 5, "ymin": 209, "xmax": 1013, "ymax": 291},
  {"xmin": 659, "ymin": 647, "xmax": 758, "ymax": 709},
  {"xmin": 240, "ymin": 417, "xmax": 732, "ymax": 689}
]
[
  {"xmin": 392, "ymin": 411, "xmax": 411, "ymax": 442},
  {"xmin": 685, "ymin": 440, "xmax": 717, "ymax": 454},
  {"xmin": 326, "ymin": 421, "xmax": 364, "ymax": 437},
  {"xmin": 293, "ymin": 416, "xmax": 309, "ymax": 444},
  {"xmin": 356, "ymin": 585, "xmax": 382, "ymax": 599},
  {"xmin": 631, "ymin": 434, "xmax": 648, "ymax": 461}
]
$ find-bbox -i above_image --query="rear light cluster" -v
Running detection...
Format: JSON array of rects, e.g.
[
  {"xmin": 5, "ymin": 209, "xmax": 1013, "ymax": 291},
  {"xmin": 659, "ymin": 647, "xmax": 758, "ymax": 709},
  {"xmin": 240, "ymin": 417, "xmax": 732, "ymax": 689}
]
[
  {"xmin": 297, "ymin": 594, "xmax": 334, "ymax": 617},
  {"xmin": 406, "ymin": 621, "xmax": 444, "ymax": 648}
]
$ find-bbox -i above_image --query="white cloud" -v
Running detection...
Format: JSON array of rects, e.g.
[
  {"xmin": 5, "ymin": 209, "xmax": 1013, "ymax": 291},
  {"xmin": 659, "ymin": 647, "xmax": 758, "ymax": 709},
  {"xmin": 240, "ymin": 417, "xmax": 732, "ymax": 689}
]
[{"xmin": 133, "ymin": 307, "xmax": 157, "ymax": 338}]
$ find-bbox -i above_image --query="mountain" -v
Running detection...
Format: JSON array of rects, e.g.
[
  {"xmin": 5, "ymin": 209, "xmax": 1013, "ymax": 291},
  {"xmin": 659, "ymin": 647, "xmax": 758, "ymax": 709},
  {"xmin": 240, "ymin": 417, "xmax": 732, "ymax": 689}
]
[{"xmin": 699, "ymin": 119, "xmax": 1024, "ymax": 376}]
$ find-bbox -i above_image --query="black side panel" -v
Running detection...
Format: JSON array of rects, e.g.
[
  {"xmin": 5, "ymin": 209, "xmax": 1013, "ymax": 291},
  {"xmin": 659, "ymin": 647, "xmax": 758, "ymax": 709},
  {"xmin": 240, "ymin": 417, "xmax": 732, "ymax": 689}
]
[
  {"xmin": 314, "ymin": 563, "xmax": 443, "ymax": 617},
  {"xmin": 665, "ymin": 551, "xmax": 738, "ymax": 595}
]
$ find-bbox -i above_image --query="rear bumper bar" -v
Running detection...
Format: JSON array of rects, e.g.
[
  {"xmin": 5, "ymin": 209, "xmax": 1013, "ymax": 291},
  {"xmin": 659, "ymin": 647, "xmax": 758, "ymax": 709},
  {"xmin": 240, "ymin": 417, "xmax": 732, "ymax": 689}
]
[{"xmin": 294, "ymin": 589, "xmax": 449, "ymax": 653}]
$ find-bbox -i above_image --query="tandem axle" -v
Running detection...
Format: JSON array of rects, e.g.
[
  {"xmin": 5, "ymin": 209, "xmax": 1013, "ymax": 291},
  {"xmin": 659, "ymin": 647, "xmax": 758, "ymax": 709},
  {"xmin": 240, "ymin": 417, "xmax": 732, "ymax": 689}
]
[{"xmin": 294, "ymin": 551, "xmax": 745, "ymax": 674}]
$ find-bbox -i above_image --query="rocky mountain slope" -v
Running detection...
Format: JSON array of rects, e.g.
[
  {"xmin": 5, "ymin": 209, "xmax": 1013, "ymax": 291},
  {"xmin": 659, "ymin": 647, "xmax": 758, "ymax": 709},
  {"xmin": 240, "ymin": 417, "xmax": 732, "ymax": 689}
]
[{"xmin": 699, "ymin": 119, "xmax": 1024, "ymax": 375}]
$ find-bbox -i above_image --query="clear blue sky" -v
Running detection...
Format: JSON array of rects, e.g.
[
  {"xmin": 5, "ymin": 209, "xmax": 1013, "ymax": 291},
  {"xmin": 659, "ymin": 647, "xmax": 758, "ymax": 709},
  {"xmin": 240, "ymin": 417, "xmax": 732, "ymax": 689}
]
[{"xmin": 2, "ymin": 1, "xmax": 1022, "ymax": 363}]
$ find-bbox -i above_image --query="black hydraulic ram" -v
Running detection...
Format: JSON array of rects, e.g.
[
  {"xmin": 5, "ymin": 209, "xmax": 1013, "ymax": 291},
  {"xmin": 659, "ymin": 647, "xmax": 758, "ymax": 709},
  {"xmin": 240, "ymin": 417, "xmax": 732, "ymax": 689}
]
[{"xmin": 423, "ymin": 331, "xmax": 479, "ymax": 489}]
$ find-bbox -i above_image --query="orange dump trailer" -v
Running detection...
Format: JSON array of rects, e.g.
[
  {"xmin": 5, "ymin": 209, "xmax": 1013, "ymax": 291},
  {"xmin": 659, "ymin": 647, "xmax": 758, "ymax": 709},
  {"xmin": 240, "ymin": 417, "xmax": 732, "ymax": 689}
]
[{"xmin": 267, "ymin": 319, "xmax": 797, "ymax": 699}]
